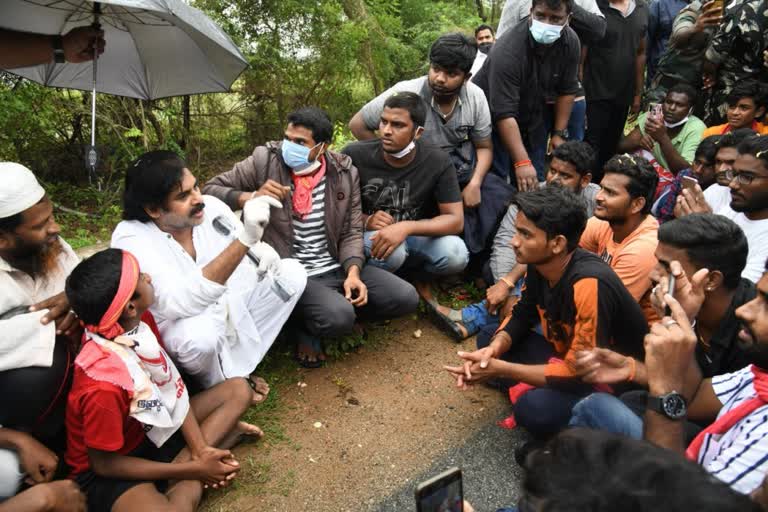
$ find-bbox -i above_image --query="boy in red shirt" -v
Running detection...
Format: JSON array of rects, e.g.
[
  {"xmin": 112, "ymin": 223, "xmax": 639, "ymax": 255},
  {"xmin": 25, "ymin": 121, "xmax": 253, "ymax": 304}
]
[{"xmin": 64, "ymin": 248, "xmax": 259, "ymax": 511}]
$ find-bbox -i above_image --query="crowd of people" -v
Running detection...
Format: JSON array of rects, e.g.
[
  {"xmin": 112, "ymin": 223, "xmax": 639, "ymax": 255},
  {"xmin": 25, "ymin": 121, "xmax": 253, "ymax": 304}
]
[{"xmin": 1, "ymin": 0, "xmax": 768, "ymax": 509}]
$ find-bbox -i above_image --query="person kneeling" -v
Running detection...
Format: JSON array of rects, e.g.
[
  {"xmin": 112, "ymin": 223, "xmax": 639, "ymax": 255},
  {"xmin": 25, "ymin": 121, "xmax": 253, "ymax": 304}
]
[{"xmin": 64, "ymin": 249, "xmax": 257, "ymax": 512}]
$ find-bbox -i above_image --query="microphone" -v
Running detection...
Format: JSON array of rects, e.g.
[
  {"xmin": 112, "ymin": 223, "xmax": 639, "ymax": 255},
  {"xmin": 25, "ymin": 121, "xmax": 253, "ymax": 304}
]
[{"xmin": 212, "ymin": 215, "xmax": 294, "ymax": 302}]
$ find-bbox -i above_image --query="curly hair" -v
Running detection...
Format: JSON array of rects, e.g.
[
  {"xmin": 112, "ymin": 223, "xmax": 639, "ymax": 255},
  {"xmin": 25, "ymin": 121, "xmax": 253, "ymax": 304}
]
[{"xmin": 551, "ymin": 141, "xmax": 595, "ymax": 176}]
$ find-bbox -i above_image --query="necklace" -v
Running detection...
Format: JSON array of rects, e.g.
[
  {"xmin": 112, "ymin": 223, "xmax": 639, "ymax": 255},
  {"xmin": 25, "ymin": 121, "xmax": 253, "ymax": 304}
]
[{"xmin": 431, "ymin": 95, "xmax": 458, "ymax": 120}]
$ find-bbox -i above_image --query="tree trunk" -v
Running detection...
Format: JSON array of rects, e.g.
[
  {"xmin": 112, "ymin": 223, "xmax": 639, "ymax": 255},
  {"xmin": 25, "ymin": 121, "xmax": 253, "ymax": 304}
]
[
  {"xmin": 181, "ymin": 95, "xmax": 191, "ymax": 150},
  {"xmin": 341, "ymin": 0, "xmax": 384, "ymax": 95},
  {"xmin": 475, "ymin": 0, "xmax": 487, "ymax": 20}
]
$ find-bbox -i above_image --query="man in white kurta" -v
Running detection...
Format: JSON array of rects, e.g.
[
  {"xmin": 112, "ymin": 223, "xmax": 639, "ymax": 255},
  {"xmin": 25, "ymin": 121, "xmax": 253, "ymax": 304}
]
[
  {"xmin": 111, "ymin": 151, "xmax": 306, "ymax": 394},
  {"xmin": 0, "ymin": 162, "xmax": 81, "ymax": 497}
]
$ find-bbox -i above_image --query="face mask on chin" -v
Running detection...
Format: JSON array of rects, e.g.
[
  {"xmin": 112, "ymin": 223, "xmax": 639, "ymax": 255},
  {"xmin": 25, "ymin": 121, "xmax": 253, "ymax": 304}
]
[
  {"xmin": 529, "ymin": 18, "xmax": 565, "ymax": 45},
  {"xmin": 385, "ymin": 127, "xmax": 424, "ymax": 159}
]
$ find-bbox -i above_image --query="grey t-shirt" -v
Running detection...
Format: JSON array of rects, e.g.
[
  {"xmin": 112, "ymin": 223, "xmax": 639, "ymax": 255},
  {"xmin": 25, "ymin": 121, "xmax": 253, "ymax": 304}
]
[
  {"xmin": 490, "ymin": 183, "xmax": 599, "ymax": 281},
  {"xmin": 359, "ymin": 76, "xmax": 492, "ymax": 182}
]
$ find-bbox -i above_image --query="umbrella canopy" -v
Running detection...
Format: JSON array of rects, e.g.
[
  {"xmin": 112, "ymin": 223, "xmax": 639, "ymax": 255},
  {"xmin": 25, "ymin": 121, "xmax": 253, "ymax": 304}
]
[{"xmin": 0, "ymin": 0, "xmax": 248, "ymax": 100}]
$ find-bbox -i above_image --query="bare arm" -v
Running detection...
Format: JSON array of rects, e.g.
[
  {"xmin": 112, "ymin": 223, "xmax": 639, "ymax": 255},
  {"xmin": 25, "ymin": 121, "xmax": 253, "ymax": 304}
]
[
  {"xmin": 89, "ymin": 449, "xmax": 201, "ymax": 482},
  {"xmin": 0, "ymin": 27, "xmax": 104, "ymax": 68},
  {"xmin": 201, "ymin": 240, "xmax": 250, "ymax": 285},
  {"xmin": 618, "ymin": 126, "xmax": 644, "ymax": 153},
  {"xmin": 349, "ymin": 111, "xmax": 378, "ymax": 141},
  {"xmin": 470, "ymin": 138, "xmax": 493, "ymax": 187},
  {"xmin": 397, "ymin": 201, "xmax": 464, "ymax": 237},
  {"xmin": 553, "ymin": 95, "xmax": 575, "ymax": 134}
]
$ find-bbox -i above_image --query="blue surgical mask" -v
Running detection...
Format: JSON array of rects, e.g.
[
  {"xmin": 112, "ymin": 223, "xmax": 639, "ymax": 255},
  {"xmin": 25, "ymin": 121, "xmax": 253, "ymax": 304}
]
[
  {"xmin": 529, "ymin": 18, "xmax": 565, "ymax": 45},
  {"xmin": 281, "ymin": 140, "xmax": 323, "ymax": 175}
]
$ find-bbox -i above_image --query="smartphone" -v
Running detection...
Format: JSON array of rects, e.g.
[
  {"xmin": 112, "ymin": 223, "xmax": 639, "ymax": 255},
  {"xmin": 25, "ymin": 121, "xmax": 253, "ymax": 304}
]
[
  {"xmin": 664, "ymin": 273, "xmax": 676, "ymax": 316},
  {"xmin": 648, "ymin": 103, "xmax": 662, "ymax": 120},
  {"xmin": 415, "ymin": 467, "xmax": 463, "ymax": 512},
  {"xmin": 681, "ymin": 175, "xmax": 699, "ymax": 193}
]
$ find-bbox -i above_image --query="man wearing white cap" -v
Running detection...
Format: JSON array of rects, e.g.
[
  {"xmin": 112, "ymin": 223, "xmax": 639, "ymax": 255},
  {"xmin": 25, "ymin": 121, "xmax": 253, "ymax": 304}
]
[{"xmin": 0, "ymin": 162, "xmax": 82, "ymax": 499}]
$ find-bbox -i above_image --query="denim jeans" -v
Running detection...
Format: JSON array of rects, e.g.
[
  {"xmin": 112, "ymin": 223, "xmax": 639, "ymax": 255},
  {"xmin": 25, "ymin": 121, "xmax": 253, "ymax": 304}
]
[
  {"xmin": 530, "ymin": 99, "xmax": 587, "ymax": 181},
  {"xmin": 363, "ymin": 231, "xmax": 469, "ymax": 276},
  {"xmin": 568, "ymin": 392, "xmax": 644, "ymax": 439}
]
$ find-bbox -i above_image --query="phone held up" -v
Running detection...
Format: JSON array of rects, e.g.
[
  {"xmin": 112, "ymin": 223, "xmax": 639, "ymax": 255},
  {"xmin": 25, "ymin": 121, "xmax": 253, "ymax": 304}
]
[
  {"xmin": 681, "ymin": 175, "xmax": 699, "ymax": 193},
  {"xmin": 415, "ymin": 467, "xmax": 463, "ymax": 512}
]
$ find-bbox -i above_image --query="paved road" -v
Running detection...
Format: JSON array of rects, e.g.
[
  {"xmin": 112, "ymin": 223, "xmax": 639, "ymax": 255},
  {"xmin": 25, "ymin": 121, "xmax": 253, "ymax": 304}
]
[{"xmin": 374, "ymin": 412, "xmax": 530, "ymax": 512}]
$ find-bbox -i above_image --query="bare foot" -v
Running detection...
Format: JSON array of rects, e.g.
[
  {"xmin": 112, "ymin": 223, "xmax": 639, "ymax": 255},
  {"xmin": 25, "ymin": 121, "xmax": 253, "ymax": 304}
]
[
  {"xmin": 221, "ymin": 421, "xmax": 264, "ymax": 450},
  {"xmin": 249, "ymin": 375, "xmax": 270, "ymax": 405}
]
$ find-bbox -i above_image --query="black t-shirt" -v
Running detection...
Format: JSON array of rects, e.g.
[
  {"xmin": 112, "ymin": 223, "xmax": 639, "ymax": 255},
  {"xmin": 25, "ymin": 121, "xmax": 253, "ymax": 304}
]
[
  {"xmin": 583, "ymin": 0, "xmax": 649, "ymax": 104},
  {"xmin": 341, "ymin": 139, "xmax": 461, "ymax": 222}
]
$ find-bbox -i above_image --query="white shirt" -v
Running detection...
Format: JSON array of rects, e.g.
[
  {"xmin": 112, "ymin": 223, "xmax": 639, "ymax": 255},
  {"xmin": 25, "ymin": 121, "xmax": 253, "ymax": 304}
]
[
  {"xmin": 0, "ymin": 239, "xmax": 79, "ymax": 371},
  {"xmin": 704, "ymin": 184, "xmax": 768, "ymax": 283},
  {"xmin": 697, "ymin": 366, "xmax": 768, "ymax": 494}
]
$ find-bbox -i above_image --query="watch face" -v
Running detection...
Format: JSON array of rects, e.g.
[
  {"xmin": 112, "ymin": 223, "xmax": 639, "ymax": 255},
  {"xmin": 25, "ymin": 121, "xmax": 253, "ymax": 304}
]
[{"xmin": 662, "ymin": 394, "xmax": 687, "ymax": 420}]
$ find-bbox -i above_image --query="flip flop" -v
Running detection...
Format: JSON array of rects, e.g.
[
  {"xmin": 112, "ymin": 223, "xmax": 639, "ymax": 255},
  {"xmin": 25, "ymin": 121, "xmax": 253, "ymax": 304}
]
[
  {"xmin": 245, "ymin": 376, "xmax": 269, "ymax": 403},
  {"xmin": 423, "ymin": 300, "xmax": 466, "ymax": 342},
  {"xmin": 295, "ymin": 336, "xmax": 325, "ymax": 369}
]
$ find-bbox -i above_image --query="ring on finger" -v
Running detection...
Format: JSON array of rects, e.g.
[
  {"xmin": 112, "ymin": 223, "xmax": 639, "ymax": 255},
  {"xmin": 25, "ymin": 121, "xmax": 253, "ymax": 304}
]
[{"xmin": 663, "ymin": 319, "xmax": 679, "ymax": 328}]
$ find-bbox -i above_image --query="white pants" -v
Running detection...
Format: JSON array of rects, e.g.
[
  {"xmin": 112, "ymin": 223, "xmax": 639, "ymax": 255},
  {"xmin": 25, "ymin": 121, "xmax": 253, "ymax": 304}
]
[
  {"xmin": 159, "ymin": 259, "xmax": 306, "ymax": 388},
  {"xmin": 0, "ymin": 449, "xmax": 23, "ymax": 499}
]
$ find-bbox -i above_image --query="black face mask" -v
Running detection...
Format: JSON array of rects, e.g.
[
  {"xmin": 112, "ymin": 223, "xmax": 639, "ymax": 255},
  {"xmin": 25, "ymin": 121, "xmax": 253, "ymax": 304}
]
[{"xmin": 478, "ymin": 42, "xmax": 493, "ymax": 54}]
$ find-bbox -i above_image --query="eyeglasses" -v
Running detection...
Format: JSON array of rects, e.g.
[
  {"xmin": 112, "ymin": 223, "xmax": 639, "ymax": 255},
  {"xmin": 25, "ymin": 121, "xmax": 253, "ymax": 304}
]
[{"xmin": 723, "ymin": 169, "xmax": 767, "ymax": 185}]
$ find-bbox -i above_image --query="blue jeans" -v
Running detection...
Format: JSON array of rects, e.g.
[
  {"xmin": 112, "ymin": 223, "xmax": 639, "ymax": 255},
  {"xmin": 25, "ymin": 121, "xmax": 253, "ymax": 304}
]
[
  {"xmin": 363, "ymin": 231, "xmax": 469, "ymax": 275},
  {"xmin": 568, "ymin": 392, "xmax": 643, "ymax": 439},
  {"xmin": 530, "ymin": 99, "xmax": 587, "ymax": 181}
]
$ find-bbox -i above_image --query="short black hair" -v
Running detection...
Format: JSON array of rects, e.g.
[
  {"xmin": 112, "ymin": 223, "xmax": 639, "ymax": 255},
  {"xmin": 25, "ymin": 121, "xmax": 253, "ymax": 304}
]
[
  {"xmin": 0, "ymin": 212, "xmax": 22, "ymax": 233},
  {"xmin": 603, "ymin": 154, "xmax": 659, "ymax": 215},
  {"xmin": 531, "ymin": 0, "xmax": 574, "ymax": 14},
  {"xmin": 383, "ymin": 92, "xmax": 427, "ymax": 128},
  {"xmin": 737, "ymin": 133, "xmax": 768, "ymax": 168},
  {"xmin": 474, "ymin": 24, "xmax": 494, "ymax": 37},
  {"xmin": 429, "ymin": 33, "xmax": 477, "ymax": 75},
  {"xmin": 521, "ymin": 428, "xmax": 761, "ymax": 512},
  {"xmin": 718, "ymin": 127, "xmax": 759, "ymax": 150},
  {"xmin": 66, "ymin": 248, "xmax": 124, "ymax": 326},
  {"xmin": 122, "ymin": 150, "xmax": 187, "ymax": 223},
  {"xmin": 286, "ymin": 107, "xmax": 333, "ymax": 144},
  {"xmin": 695, "ymin": 135, "xmax": 721, "ymax": 163},
  {"xmin": 667, "ymin": 83, "xmax": 697, "ymax": 108},
  {"xmin": 513, "ymin": 186, "xmax": 587, "ymax": 252},
  {"xmin": 551, "ymin": 141, "xmax": 595, "ymax": 176},
  {"xmin": 726, "ymin": 79, "xmax": 768, "ymax": 110},
  {"xmin": 659, "ymin": 214, "xmax": 748, "ymax": 289}
]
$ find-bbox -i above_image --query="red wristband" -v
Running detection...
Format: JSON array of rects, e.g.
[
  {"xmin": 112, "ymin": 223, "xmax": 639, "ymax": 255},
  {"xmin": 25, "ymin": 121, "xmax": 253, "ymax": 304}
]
[{"xmin": 514, "ymin": 159, "xmax": 532, "ymax": 168}]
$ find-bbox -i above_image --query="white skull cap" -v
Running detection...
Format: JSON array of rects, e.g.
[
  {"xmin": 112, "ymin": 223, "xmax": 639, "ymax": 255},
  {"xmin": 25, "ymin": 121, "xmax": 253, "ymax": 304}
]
[{"xmin": 0, "ymin": 162, "xmax": 46, "ymax": 219}]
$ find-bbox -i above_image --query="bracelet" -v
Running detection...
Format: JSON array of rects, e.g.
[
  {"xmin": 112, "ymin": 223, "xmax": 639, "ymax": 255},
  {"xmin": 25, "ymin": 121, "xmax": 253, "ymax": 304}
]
[
  {"xmin": 627, "ymin": 357, "xmax": 637, "ymax": 382},
  {"xmin": 514, "ymin": 159, "xmax": 532, "ymax": 168},
  {"xmin": 499, "ymin": 276, "xmax": 514, "ymax": 289}
]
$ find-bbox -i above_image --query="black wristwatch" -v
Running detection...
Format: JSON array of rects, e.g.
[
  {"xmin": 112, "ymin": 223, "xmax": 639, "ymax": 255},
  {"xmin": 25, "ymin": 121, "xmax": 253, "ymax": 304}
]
[
  {"xmin": 52, "ymin": 35, "xmax": 65, "ymax": 64},
  {"xmin": 647, "ymin": 391, "xmax": 687, "ymax": 420},
  {"xmin": 551, "ymin": 129, "xmax": 569, "ymax": 139}
]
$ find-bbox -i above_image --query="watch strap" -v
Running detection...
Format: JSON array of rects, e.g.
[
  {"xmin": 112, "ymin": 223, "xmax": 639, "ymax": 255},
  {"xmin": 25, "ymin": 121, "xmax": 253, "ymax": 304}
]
[{"xmin": 52, "ymin": 35, "xmax": 65, "ymax": 64}]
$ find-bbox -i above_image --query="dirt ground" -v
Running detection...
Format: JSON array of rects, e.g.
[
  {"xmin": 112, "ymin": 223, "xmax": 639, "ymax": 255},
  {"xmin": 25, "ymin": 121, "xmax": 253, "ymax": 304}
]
[{"xmin": 201, "ymin": 316, "xmax": 508, "ymax": 512}]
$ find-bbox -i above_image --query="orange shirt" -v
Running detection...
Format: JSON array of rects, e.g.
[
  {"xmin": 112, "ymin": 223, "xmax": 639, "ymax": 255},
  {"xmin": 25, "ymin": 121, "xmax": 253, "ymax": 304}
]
[
  {"xmin": 701, "ymin": 121, "xmax": 768, "ymax": 139},
  {"xmin": 580, "ymin": 215, "xmax": 660, "ymax": 325}
]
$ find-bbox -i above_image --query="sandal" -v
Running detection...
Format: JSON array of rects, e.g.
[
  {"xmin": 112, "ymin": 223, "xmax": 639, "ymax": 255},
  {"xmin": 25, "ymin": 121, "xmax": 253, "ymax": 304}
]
[
  {"xmin": 295, "ymin": 336, "xmax": 325, "ymax": 369},
  {"xmin": 423, "ymin": 300, "xmax": 466, "ymax": 342}
]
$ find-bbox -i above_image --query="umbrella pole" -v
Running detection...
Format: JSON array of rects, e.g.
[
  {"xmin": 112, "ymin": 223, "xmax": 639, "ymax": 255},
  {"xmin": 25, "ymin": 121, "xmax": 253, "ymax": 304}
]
[{"xmin": 86, "ymin": 2, "xmax": 101, "ymax": 190}]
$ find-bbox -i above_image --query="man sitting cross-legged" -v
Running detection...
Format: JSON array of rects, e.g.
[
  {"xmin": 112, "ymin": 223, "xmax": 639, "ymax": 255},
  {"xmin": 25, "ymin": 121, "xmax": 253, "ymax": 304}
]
[
  {"xmin": 581, "ymin": 154, "xmax": 660, "ymax": 325},
  {"xmin": 423, "ymin": 141, "xmax": 599, "ymax": 342},
  {"xmin": 342, "ymin": 92, "xmax": 468, "ymax": 300},
  {"xmin": 569, "ymin": 213, "xmax": 754, "ymax": 441},
  {"xmin": 0, "ymin": 163, "xmax": 85, "ymax": 501},
  {"xmin": 112, "ymin": 151, "xmax": 307, "ymax": 403},
  {"xmin": 445, "ymin": 186, "xmax": 649, "ymax": 437},
  {"xmin": 64, "ymin": 249, "xmax": 256, "ymax": 512},
  {"xmin": 203, "ymin": 107, "xmax": 418, "ymax": 368}
]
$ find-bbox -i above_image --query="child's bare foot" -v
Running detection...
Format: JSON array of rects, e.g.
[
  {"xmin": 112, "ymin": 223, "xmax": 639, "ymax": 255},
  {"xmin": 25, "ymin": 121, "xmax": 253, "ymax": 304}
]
[
  {"xmin": 249, "ymin": 375, "xmax": 270, "ymax": 405},
  {"xmin": 221, "ymin": 421, "xmax": 264, "ymax": 449}
]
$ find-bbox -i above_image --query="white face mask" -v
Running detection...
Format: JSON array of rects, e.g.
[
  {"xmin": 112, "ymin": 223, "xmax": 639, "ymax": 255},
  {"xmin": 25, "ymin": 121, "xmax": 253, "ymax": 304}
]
[
  {"xmin": 385, "ymin": 126, "xmax": 424, "ymax": 159},
  {"xmin": 664, "ymin": 116, "xmax": 689, "ymax": 129},
  {"xmin": 389, "ymin": 140, "xmax": 416, "ymax": 159}
]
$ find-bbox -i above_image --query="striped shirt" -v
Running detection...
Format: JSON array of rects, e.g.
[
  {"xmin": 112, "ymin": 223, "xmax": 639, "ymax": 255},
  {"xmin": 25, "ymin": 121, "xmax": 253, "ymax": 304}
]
[
  {"xmin": 291, "ymin": 177, "xmax": 340, "ymax": 277},
  {"xmin": 696, "ymin": 365, "xmax": 768, "ymax": 494}
]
